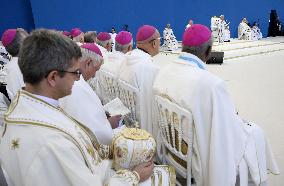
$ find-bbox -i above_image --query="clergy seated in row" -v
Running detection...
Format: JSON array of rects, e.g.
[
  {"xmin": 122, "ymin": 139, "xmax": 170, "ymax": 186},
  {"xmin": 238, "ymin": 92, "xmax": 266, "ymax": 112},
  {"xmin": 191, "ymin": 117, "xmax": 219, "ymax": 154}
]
[
  {"xmin": 0, "ymin": 29, "xmax": 158, "ymax": 185},
  {"xmin": 71, "ymin": 28, "xmax": 84, "ymax": 45},
  {"xmin": 1, "ymin": 28, "xmax": 28, "ymax": 101},
  {"xmin": 163, "ymin": 24, "xmax": 178, "ymax": 51},
  {"xmin": 238, "ymin": 17, "xmax": 252, "ymax": 40},
  {"xmin": 119, "ymin": 25, "xmax": 160, "ymax": 137},
  {"xmin": 101, "ymin": 31, "xmax": 133, "ymax": 78},
  {"xmin": 59, "ymin": 43, "xmax": 121, "ymax": 146},
  {"xmin": 251, "ymin": 22, "xmax": 263, "ymax": 40},
  {"xmin": 153, "ymin": 24, "xmax": 279, "ymax": 186}
]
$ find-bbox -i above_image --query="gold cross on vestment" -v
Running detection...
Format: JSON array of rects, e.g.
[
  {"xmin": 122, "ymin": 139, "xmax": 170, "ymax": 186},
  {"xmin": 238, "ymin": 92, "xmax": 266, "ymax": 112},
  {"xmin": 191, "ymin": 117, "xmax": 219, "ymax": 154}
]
[{"xmin": 11, "ymin": 138, "xmax": 20, "ymax": 150}]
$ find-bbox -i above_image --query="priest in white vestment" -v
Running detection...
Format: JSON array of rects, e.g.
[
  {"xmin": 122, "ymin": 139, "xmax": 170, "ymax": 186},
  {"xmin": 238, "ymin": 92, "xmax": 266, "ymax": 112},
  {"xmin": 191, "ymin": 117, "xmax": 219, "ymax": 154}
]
[
  {"xmin": 98, "ymin": 31, "xmax": 132, "ymax": 103},
  {"xmin": 163, "ymin": 24, "xmax": 178, "ymax": 51},
  {"xmin": 0, "ymin": 29, "xmax": 153, "ymax": 185},
  {"xmin": 60, "ymin": 43, "xmax": 120, "ymax": 146},
  {"xmin": 153, "ymin": 24, "xmax": 279, "ymax": 186},
  {"xmin": 238, "ymin": 18, "xmax": 252, "ymax": 40},
  {"xmin": 217, "ymin": 15, "xmax": 230, "ymax": 42},
  {"xmin": 118, "ymin": 25, "xmax": 160, "ymax": 137},
  {"xmin": 110, "ymin": 27, "xmax": 117, "ymax": 52},
  {"xmin": 251, "ymin": 22, "xmax": 263, "ymax": 40},
  {"xmin": 101, "ymin": 31, "xmax": 133, "ymax": 78},
  {"xmin": 1, "ymin": 28, "xmax": 28, "ymax": 100}
]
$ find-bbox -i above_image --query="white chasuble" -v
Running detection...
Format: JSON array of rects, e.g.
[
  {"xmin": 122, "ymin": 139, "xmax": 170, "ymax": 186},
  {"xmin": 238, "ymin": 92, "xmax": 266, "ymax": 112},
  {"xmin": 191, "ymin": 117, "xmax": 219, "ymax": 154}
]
[
  {"xmin": 119, "ymin": 49, "xmax": 160, "ymax": 137},
  {"xmin": 153, "ymin": 52, "xmax": 279, "ymax": 186},
  {"xmin": 0, "ymin": 90, "xmax": 139, "ymax": 186},
  {"xmin": 101, "ymin": 51, "xmax": 126, "ymax": 79}
]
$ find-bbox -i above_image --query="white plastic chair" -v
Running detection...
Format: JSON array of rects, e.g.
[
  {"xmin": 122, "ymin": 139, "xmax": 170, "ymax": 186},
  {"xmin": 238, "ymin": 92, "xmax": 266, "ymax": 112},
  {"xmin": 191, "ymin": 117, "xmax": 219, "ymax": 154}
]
[
  {"xmin": 0, "ymin": 164, "xmax": 12, "ymax": 186},
  {"xmin": 117, "ymin": 79, "xmax": 140, "ymax": 127},
  {"xmin": 0, "ymin": 92, "xmax": 10, "ymax": 127},
  {"xmin": 155, "ymin": 95, "xmax": 194, "ymax": 186},
  {"xmin": 99, "ymin": 70, "xmax": 119, "ymax": 104}
]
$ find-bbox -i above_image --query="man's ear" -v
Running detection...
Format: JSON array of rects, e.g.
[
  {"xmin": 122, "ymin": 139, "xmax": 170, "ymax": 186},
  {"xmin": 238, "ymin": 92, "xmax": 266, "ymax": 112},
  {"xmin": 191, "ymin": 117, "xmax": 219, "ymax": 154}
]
[
  {"xmin": 86, "ymin": 58, "xmax": 92, "ymax": 66},
  {"xmin": 80, "ymin": 36, "xmax": 84, "ymax": 43},
  {"xmin": 127, "ymin": 45, "xmax": 132, "ymax": 52},
  {"xmin": 81, "ymin": 57, "xmax": 91, "ymax": 67},
  {"xmin": 46, "ymin": 70, "xmax": 59, "ymax": 87},
  {"xmin": 151, "ymin": 40, "xmax": 157, "ymax": 48}
]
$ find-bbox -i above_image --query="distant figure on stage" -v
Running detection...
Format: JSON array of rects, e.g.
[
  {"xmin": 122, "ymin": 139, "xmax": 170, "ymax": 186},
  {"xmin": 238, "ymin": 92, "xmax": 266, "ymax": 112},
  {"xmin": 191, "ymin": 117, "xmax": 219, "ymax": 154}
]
[
  {"xmin": 211, "ymin": 16, "xmax": 220, "ymax": 41},
  {"xmin": 223, "ymin": 24, "xmax": 231, "ymax": 42},
  {"xmin": 185, "ymin": 19, "xmax": 193, "ymax": 29},
  {"xmin": 163, "ymin": 24, "xmax": 178, "ymax": 51},
  {"xmin": 219, "ymin": 15, "xmax": 230, "ymax": 42},
  {"xmin": 110, "ymin": 27, "xmax": 117, "ymax": 52},
  {"xmin": 238, "ymin": 18, "xmax": 252, "ymax": 40},
  {"xmin": 251, "ymin": 22, "xmax": 263, "ymax": 40},
  {"xmin": 211, "ymin": 15, "xmax": 230, "ymax": 43}
]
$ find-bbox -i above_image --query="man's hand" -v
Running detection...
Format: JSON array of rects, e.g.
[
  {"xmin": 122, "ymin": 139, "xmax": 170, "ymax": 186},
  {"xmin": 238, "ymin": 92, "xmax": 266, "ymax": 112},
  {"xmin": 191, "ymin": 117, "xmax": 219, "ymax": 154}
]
[
  {"xmin": 107, "ymin": 115, "xmax": 121, "ymax": 129},
  {"xmin": 133, "ymin": 159, "xmax": 154, "ymax": 182}
]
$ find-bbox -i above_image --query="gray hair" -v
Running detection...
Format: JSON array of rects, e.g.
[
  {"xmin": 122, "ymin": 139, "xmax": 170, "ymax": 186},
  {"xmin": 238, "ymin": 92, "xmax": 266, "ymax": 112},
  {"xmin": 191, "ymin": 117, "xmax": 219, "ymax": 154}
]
[
  {"xmin": 81, "ymin": 47, "xmax": 103, "ymax": 64},
  {"xmin": 115, "ymin": 40, "xmax": 133, "ymax": 52},
  {"xmin": 182, "ymin": 36, "xmax": 213, "ymax": 60},
  {"xmin": 97, "ymin": 39, "xmax": 112, "ymax": 48},
  {"xmin": 19, "ymin": 29, "xmax": 82, "ymax": 84},
  {"xmin": 5, "ymin": 28, "xmax": 28, "ymax": 57},
  {"xmin": 84, "ymin": 31, "xmax": 97, "ymax": 43}
]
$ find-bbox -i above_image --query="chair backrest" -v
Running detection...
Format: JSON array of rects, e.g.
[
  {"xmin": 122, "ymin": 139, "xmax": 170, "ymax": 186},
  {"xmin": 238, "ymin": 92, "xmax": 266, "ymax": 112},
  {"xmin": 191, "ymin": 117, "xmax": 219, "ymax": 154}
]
[
  {"xmin": 117, "ymin": 79, "xmax": 140, "ymax": 127},
  {"xmin": 155, "ymin": 95, "xmax": 194, "ymax": 184},
  {"xmin": 0, "ymin": 92, "xmax": 10, "ymax": 127},
  {"xmin": 99, "ymin": 70, "xmax": 119, "ymax": 104}
]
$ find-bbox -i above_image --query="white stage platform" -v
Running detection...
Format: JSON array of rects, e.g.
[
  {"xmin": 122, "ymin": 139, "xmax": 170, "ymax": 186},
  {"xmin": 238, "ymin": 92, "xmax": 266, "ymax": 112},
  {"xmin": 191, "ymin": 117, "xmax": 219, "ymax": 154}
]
[{"xmin": 160, "ymin": 36, "xmax": 284, "ymax": 61}]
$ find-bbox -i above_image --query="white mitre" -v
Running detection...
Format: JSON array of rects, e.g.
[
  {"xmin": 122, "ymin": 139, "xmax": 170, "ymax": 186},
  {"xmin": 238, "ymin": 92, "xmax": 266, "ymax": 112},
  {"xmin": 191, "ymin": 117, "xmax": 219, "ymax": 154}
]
[
  {"xmin": 112, "ymin": 128, "xmax": 176, "ymax": 186},
  {"xmin": 112, "ymin": 128, "xmax": 156, "ymax": 170}
]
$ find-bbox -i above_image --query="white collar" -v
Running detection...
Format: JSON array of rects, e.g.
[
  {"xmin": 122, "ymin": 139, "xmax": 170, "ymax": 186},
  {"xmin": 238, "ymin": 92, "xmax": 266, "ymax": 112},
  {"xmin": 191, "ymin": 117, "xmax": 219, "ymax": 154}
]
[
  {"xmin": 175, "ymin": 52, "xmax": 206, "ymax": 70},
  {"xmin": 33, "ymin": 94, "xmax": 59, "ymax": 107}
]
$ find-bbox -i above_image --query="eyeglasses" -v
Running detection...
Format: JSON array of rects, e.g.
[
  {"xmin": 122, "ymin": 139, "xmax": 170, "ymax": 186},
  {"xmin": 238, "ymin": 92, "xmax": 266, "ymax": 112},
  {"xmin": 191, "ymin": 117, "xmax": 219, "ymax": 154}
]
[{"xmin": 58, "ymin": 69, "xmax": 82, "ymax": 78}]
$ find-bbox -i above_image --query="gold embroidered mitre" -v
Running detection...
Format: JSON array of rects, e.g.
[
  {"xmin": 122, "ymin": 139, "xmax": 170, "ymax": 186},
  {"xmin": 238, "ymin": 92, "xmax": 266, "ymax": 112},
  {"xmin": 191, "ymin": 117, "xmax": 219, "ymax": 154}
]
[{"xmin": 112, "ymin": 128, "xmax": 156, "ymax": 170}]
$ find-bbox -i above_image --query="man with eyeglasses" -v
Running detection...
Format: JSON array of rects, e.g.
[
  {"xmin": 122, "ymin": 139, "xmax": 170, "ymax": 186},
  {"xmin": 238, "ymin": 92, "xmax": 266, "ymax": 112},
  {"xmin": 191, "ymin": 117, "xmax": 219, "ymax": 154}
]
[
  {"xmin": 0, "ymin": 29, "xmax": 153, "ymax": 185},
  {"xmin": 119, "ymin": 25, "xmax": 161, "ymax": 137},
  {"xmin": 59, "ymin": 43, "xmax": 121, "ymax": 146}
]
